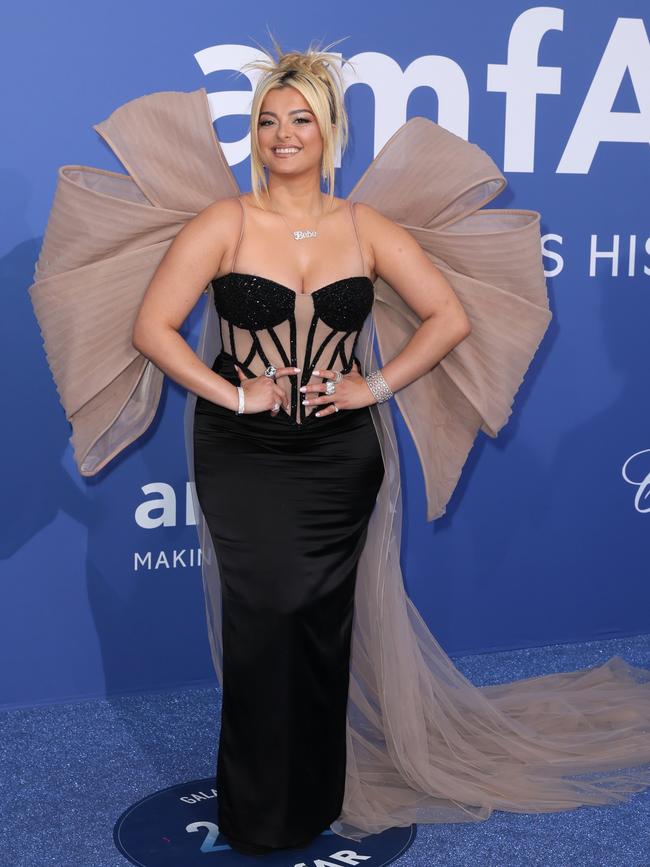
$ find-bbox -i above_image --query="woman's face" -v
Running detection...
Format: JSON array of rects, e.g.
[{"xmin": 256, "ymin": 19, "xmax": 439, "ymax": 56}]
[{"xmin": 257, "ymin": 86, "xmax": 328, "ymax": 177}]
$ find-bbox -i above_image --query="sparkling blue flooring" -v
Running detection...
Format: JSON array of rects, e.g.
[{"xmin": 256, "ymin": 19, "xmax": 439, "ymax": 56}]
[{"xmin": 2, "ymin": 634, "xmax": 649, "ymax": 866}]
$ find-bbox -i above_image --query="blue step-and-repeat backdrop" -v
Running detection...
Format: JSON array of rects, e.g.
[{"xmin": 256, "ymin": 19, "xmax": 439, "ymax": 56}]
[{"xmin": 2, "ymin": 2, "xmax": 649, "ymax": 710}]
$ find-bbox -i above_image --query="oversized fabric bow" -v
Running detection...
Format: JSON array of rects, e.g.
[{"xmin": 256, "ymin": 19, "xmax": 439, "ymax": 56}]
[{"xmin": 29, "ymin": 87, "xmax": 552, "ymax": 521}]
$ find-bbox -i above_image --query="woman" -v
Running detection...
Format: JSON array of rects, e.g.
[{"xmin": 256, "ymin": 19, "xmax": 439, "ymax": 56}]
[
  {"xmin": 132, "ymin": 45, "xmax": 471, "ymax": 856},
  {"xmin": 29, "ymin": 37, "xmax": 650, "ymax": 861}
]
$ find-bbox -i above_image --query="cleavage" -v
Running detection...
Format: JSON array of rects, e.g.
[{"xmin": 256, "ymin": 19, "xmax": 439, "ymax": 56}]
[
  {"xmin": 227, "ymin": 271, "xmax": 368, "ymax": 298},
  {"xmin": 232, "ymin": 207, "xmax": 365, "ymax": 296}
]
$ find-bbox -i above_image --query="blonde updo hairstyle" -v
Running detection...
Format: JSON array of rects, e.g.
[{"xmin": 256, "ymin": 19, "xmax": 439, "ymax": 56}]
[{"xmin": 240, "ymin": 34, "xmax": 353, "ymax": 209}]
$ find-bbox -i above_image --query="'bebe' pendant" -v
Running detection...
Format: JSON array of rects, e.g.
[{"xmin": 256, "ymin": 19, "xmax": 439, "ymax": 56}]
[{"xmin": 293, "ymin": 229, "xmax": 318, "ymax": 240}]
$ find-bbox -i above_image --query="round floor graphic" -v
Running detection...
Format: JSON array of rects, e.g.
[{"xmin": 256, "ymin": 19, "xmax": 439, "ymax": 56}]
[{"xmin": 114, "ymin": 777, "xmax": 416, "ymax": 865}]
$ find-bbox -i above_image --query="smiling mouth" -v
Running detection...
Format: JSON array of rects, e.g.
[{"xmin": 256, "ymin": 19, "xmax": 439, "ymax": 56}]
[{"xmin": 272, "ymin": 147, "xmax": 301, "ymax": 155}]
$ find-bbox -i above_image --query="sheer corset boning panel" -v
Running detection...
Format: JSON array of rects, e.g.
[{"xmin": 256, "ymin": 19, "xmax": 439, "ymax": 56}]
[
  {"xmin": 202, "ymin": 197, "xmax": 375, "ymax": 426},
  {"xmin": 210, "ymin": 271, "xmax": 375, "ymax": 424}
]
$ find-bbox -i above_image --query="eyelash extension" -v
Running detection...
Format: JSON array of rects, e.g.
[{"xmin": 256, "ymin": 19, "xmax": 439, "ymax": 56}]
[{"xmin": 259, "ymin": 117, "xmax": 311, "ymax": 126}]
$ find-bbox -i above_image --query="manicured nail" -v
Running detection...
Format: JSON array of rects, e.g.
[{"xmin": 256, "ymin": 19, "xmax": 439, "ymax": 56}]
[
  {"xmin": 294, "ymin": 367, "xmax": 301, "ymax": 371},
  {"xmin": 299, "ymin": 386, "xmax": 306, "ymax": 392},
  {"xmin": 313, "ymin": 369, "xmax": 320, "ymax": 375},
  {"xmin": 315, "ymin": 412, "xmax": 321, "ymax": 417},
  {"xmin": 302, "ymin": 399, "xmax": 308, "ymax": 405}
]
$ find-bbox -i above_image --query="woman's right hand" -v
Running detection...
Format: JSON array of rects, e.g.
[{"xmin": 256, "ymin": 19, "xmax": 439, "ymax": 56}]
[{"xmin": 234, "ymin": 364, "xmax": 300, "ymax": 416}]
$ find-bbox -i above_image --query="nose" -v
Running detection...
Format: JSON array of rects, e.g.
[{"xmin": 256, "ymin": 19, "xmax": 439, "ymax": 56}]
[
  {"xmin": 274, "ymin": 134, "xmax": 296, "ymax": 147},
  {"xmin": 275, "ymin": 120, "xmax": 295, "ymax": 140}
]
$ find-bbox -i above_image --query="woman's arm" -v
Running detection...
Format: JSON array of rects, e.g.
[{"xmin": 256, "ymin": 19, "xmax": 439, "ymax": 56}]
[
  {"xmin": 131, "ymin": 197, "xmax": 242, "ymax": 412},
  {"xmin": 357, "ymin": 202, "xmax": 472, "ymax": 394}
]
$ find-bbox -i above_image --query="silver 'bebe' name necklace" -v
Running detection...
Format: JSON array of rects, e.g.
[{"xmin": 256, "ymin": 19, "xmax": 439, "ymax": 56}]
[{"xmin": 267, "ymin": 195, "xmax": 333, "ymax": 240}]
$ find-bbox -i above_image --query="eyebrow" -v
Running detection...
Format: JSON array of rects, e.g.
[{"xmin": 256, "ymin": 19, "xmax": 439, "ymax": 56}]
[{"xmin": 259, "ymin": 109, "xmax": 315, "ymax": 118}]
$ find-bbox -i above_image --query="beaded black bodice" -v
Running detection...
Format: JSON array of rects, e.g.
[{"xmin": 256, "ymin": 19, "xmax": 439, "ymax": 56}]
[
  {"xmin": 202, "ymin": 196, "xmax": 376, "ymax": 425},
  {"xmin": 212, "ymin": 271, "xmax": 375, "ymax": 424}
]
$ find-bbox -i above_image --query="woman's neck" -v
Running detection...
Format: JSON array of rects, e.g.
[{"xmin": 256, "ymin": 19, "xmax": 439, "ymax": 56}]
[{"xmin": 263, "ymin": 175, "xmax": 328, "ymax": 218}]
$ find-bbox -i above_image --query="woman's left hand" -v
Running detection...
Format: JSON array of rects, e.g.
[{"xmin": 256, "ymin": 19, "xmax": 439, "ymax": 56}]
[{"xmin": 299, "ymin": 361, "xmax": 376, "ymax": 417}]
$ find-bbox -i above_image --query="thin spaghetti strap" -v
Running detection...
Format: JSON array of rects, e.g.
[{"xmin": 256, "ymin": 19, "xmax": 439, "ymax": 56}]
[
  {"xmin": 348, "ymin": 200, "xmax": 366, "ymax": 278},
  {"xmin": 231, "ymin": 197, "xmax": 245, "ymax": 273}
]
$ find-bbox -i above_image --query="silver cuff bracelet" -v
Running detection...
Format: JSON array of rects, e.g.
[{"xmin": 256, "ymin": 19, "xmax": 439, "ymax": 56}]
[
  {"xmin": 236, "ymin": 386, "xmax": 245, "ymax": 415},
  {"xmin": 365, "ymin": 369, "xmax": 393, "ymax": 404}
]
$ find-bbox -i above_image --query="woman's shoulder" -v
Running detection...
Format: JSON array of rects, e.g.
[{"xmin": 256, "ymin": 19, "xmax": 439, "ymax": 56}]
[
  {"xmin": 351, "ymin": 200, "xmax": 384, "ymax": 221},
  {"xmin": 189, "ymin": 196, "xmax": 244, "ymax": 238},
  {"xmin": 351, "ymin": 201, "xmax": 396, "ymax": 244},
  {"xmin": 351, "ymin": 201, "xmax": 416, "ymax": 271},
  {"xmin": 175, "ymin": 197, "xmax": 243, "ymax": 261},
  {"xmin": 200, "ymin": 195, "xmax": 245, "ymax": 219}
]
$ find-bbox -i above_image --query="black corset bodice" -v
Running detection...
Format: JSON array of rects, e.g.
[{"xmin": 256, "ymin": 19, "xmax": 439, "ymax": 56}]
[{"xmin": 207, "ymin": 271, "xmax": 375, "ymax": 424}]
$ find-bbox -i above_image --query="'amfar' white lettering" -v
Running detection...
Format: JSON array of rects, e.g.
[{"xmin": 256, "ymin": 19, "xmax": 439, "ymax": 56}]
[
  {"xmin": 135, "ymin": 481, "xmax": 198, "ymax": 528},
  {"xmin": 135, "ymin": 483, "xmax": 176, "ymax": 529},
  {"xmin": 558, "ymin": 18, "xmax": 650, "ymax": 174},
  {"xmin": 195, "ymin": 12, "xmax": 650, "ymax": 176}
]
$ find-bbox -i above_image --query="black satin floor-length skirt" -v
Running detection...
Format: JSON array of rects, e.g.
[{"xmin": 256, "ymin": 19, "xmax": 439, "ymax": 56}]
[{"xmin": 193, "ymin": 351, "xmax": 385, "ymax": 855}]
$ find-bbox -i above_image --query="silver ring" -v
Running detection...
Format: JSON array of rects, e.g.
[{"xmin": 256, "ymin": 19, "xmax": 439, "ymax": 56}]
[
  {"xmin": 333, "ymin": 371, "xmax": 343, "ymax": 383},
  {"xmin": 264, "ymin": 364, "xmax": 277, "ymax": 378},
  {"xmin": 272, "ymin": 401, "xmax": 280, "ymax": 411},
  {"xmin": 325, "ymin": 380, "xmax": 336, "ymax": 396},
  {"xmin": 333, "ymin": 403, "xmax": 339, "ymax": 412}
]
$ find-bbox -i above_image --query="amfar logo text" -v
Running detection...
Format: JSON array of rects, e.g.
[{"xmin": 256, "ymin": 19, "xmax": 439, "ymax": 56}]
[
  {"xmin": 133, "ymin": 482, "xmax": 201, "ymax": 571},
  {"xmin": 195, "ymin": 10, "xmax": 649, "ymax": 173},
  {"xmin": 135, "ymin": 482, "xmax": 197, "ymax": 528}
]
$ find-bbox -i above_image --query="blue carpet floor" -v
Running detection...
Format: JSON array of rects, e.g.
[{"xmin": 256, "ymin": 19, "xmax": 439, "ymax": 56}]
[{"xmin": 2, "ymin": 634, "xmax": 649, "ymax": 866}]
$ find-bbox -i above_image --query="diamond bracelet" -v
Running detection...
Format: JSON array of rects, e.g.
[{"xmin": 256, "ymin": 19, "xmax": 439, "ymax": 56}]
[{"xmin": 364, "ymin": 369, "xmax": 394, "ymax": 404}]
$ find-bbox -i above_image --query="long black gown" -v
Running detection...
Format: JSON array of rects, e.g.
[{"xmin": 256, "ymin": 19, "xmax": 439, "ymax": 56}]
[{"xmin": 192, "ymin": 199, "xmax": 384, "ymax": 855}]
